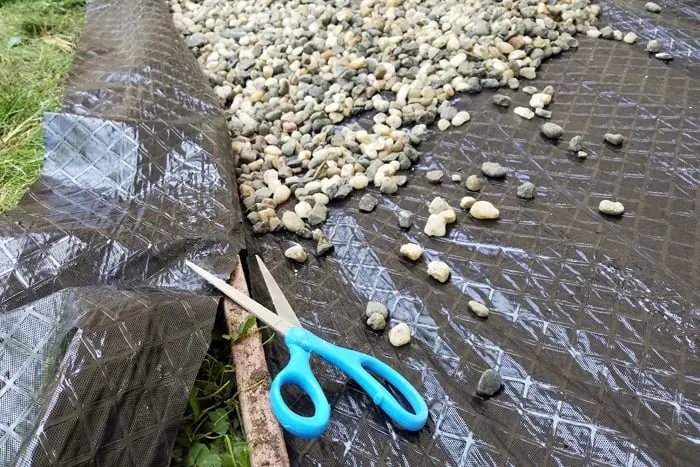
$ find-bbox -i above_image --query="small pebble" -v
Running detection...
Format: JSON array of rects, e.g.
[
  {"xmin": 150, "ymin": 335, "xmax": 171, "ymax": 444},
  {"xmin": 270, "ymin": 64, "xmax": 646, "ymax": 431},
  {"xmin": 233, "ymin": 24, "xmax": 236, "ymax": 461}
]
[
  {"xmin": 380, "ymin": 177, "xmax": 398, "ymax": 194},
  {"xmin": 623, "ymin": 32, "xmax": 637, "ymax": 44},
  {"xmin": 359, "ymin": 194, "xmax": 378, "ymax": 212},
  {"xmin": 282, "ymin": 211, "xmax": 305, "ymax": 232},
  {"xmin": 388, "ymin": 323, "xmax": 411, "ymax": 347},
  {"xmin": 349, "ymin": 174, "xmax": 369, "ymax": 190},
  {"xmin": 604, "ymin": 133, "xmax": 625, "ymax": 146},
  {"xmin": 437, "ymin": 119, "xmax": 451, "ymax": 131},
  {"xmin": 535, "ymin": 108, "xmax": 552, "ymax": 119},
  {"xmin": 522, "ymin": 86, "xmax": 538, "ymax": 95},
  {"xmin": 613, "ymin": 30, "xmax": 623, "ymax": 41},
  {"xmin": 451, "ymin": 174, "xmax": 462, "ymax": 183},
  {"xmin": 365, "ymin": 301, "xmax": 389, "ymax": 320},
  {"xmin": 481, "ymin": 162, "xmax": 506, "ymax": 178},
  {"xmin": 577, "ymin": 150, "xmax": 588, "ymax": 159},
  {"xmin": 427, "ymin": 261, "xmax": 451, "ymax": 283},
  {"xmin": 529, "ymin": 93, "xmax": 551, "ymax": 109},
  {"xmin": 476, "ymin": 369, "xmax": 503, "ymax": 397},
  {"xmin": 470, "ymin": 200, "xmax": 500, "ymax": 219},
  {"xmin": 655, "ymin": 52, "xmax": 673, "ymax": 61},
  {"xmin": 398, "ymin": 210, "xmax": 414, "ymax": 229},
  {"xmin": 542, "ymin": 86, "xmax": 555, "ymax": 97},
  {"xmin": 284, "ymin": 244, "xmax": 308, "ymax": 263},
  {"xmin": 646, "ymin": 40, "xmax": 661, "ymax": 53},
  {"xmin": 645, "ymin": 2, "xmax": 662, "ymax": 13},
  {"xmin": 452, "ymin": 111, "xmax": 470, "ymax": 127},
  {"xmin": 426, "ymin": 170, "xmax": 444, "ymax": 184},
  {"xmin": 598, "ymin": 200, "xmax": 625, "ymax": 216},
  {"xmin": 568, "ymin": 135, "xmax": 584, "ymax": 152},
  {"xmin": 316, "ymin": 235, "xmax": 334, "ymax": 255},
  {"xmin": 465, "ymin": 175, "xmax": 484, "ymax": 191},
  {"xmin": 541, "ymin": 122, "xmax": 564, "ymax": 140},
  {"xmin": 294, "ymin": 201, "xmax": 312, "ymax": 219},
  {"xmin": 492, "ymin": 94, "xmax": 511, "ymax": 108},
  {"xmin": 517, "ymin": 182, "xmax": 536, "ymax": 199},
  {"xmin": 440, "ymin": 208, "xmax": 457, "ymax": 224},
  {"xmin": 424, "ymin": 214, "xmax": 447, "ymax": 237},
  {"xmin": 366, "ymin": 313, "xmax": 386, "ymax": 331},
  {"xmin": 428, "ymin": 196, "xmax": 451, "ymax": 215},
  {"xmin": 460, "ymin": 196, "xmax": 477, "ymax": 209},
  {"xmin": 468, "ymin": 300, "xmax": 490, "ymax": 318},
  {"xmin": 514, "ymin": 106, "xmax": 534, "ymax": 120},
  {"xmin": 312, "ymin": 229, "xmax": 323, "ymax": 241},
  {"xmin": 400, "ymin": 243, "xmax": 423, "ymax": 261},
  {"xmin": 307, "ymin": 203, "xmax": 328, "ymax": 225}
]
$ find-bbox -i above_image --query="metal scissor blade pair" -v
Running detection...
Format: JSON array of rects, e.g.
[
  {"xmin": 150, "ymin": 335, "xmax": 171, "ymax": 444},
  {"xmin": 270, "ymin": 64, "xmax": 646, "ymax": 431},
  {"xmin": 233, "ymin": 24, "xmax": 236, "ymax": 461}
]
[
  {"xmin": 185, "ymin": 260, "xmax": 294, "ymax": 335},
  {"xmin": 254, "ymin": 255, "xmax": 302, "ymax": 328}
]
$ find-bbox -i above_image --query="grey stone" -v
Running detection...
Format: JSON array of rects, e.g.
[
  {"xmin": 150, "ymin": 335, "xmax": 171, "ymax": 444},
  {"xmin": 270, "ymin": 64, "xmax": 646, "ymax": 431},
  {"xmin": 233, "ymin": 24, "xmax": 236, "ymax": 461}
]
[
  {"xmin": 365, "ymin": 301, "xmax": 389, "ymax": 320},
  {"xmin": 476, "ymin": 369, "xmax": 503, "ymax": 397},
  {"xmin": 645, "ymin": 2, "xmax": 662, "ymax": 13},
  {"xmin": 645, "ymin": 40, "xmax": 661, "ymax": 53},
  {"xmin": 541, "ymin": 122, "xmax": 564, "ymax": 139},
  {"xmin": 517, "ymin": 181, "xmax": 536, "ymax": 199},
  {"xmin": 492, "ymin": 94, "xmax": 511, "ymax": 108},
  {"xmin": 426, "ymin": 170, "xmax": 444, "ymax": 184},
  {"xmin": 398, "ymin": 210, "xmax": 414, "ymax": 229},
  {"xmin": 604, "ymin": 133, "xmax": 625, "ymax": 146},
  {"xmin": 359, "ymin": 194, "xmax": 378, "ymax": 212},
  {"xmin": 568, "ymin": 135, "xmax": 584, "ymax": 152},
  {"xmin": 366, "ymin": 313, "xmax": 386, "ymax": 331},
  {"xmin": 307, "ymin": 203, "xmax": 328, "ymax": 225},
  {"xmin": 316, "ymin": 235, "xmax": 334, "ymax": 255},
  {"xmin": 186, "ymin": 32, "xmax": 207, "ymax": 48},
  {"xmin": 481, "ymin": 162, "xmax": 507, "ymax": 178}
]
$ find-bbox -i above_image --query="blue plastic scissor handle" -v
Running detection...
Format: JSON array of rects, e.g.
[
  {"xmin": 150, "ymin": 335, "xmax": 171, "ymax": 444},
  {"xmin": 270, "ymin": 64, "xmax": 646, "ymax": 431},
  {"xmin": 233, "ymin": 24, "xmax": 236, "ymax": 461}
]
[{"xmin": 269, "ymin": 327, "xmax": 428, "ymax": 438}]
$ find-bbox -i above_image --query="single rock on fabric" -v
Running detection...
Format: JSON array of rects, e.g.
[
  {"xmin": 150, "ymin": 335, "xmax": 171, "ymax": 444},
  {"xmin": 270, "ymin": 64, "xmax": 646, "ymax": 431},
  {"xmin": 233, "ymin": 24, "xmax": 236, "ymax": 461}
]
[
  {"xmin": 366, "ymin": 313, "xmax": 386, "ymax": 331},
  {"xmin": 577, "ymin": 150, "xmax": 588, "ymax": 159},
  {"xmin": 599, "ymin": 200, "xmax": 625, "ymax": 216},
  {"xmin": 428, "ymin": 196, "xmax": 451, "ymax": 215},
  {"xmin": 645, "ymin": 2, "xmax": 662, "ymax": 13},
  {"xmin": 451, "ymin": 174, "xmax": 462, "ymax": 183},
  {"xmin": 477, "ymin": 369, "xmax": 503, "ymax": 397},
  {"xmin": 437, "ymin": 119, "xmax": 451, "ymax": 131},
  {"xmin": 380, "ymin": 176, "xmax": 398, "ymax": 194},
  {"xmin": 522, "ymin": 86, "xmax": 538, "ymax": 95},
  {"xmin": 470, "ymin": 201, "xmax": 500, "ymax": 219},
  {"xmin": 517, "ymin": 182, "xmax": 536, "ymax": 199},
  {"xmin": 535, "ymin": 108, "xmax": 552, "ymax": 119},
  {"xmin": 655, "ymin": 52, "xmax": 673, "ymax": 61},
  {"xmin": 282, "ymin": 211, "xmax": 305, "ymax": 232},
  {"xmin": 424, "ymin": 214, "xmax": 447, "ymax": 237},
  {"xmin": 623, "ymin": 32, "xmax": 637, "ymax": 44},
  {"xmin": 465, "ymin": 175, "xmax": 484, "ymax": 191},
  {"xmin": 460, "ymin": 196, "xmax": 477, "ymax": 209},
  {"xmin": 604, "ymin": 133, "xmax": 625, "ymax": 146},
  {"xmin": 426, "ymin": 170, "xmax": 444, "ymax": 184},
  {"xmin": 316, "ymin": 235, "xmax": 334, "ymax": 255},
  {"xmin": 452, "ymin": 111, "xmax": 471, "ymax": 127},
  {"xmin": 541, "ymin": 122, "xmax": 564, "ymax": 139},
  {"xmin": 529, "ymin": 93, "xmax": 551, "ymax": 109},
  {"xmin": 398, "ymin": 210, "xmax": 414, "ymax": 229},
  {"xmin": 400, "ymin": 243, "xmax": 423, "ymax": 261},
  {"xmin": 359, "ymin": 194, "xmax": 378, "ymax": 212},
  {"xmin": 568, "ymin": 135, "xmax": 584, "ymax": 152},
  {"xmin": 646, "ymin": 40, "xmax": 661, "ymax": 53},
  {"xmin": 514, "ymin": 106, "xmax": 534, "ymax": 120},
  {"xmin": 284, "ymin": 244, "xmax": 308, "ymax": 263},
  {"xmin": 365, "ymin": 301, "xmax": 389, "ymax": 320},
  {"xmin": 492, "ymin": 94, "xmax": 511, "ymax": 108},
  {"xmin": 427, "ymin": 261, "xmax": 451, "ymax": 283},
  {"xmin": 481, "ymin": 162, "xmax": 506, "ymax": 178},
  {"xmin": 388, "ymin": 323, "xmax": 411, "ymax": 347},
  {"xmin": 468, "ymin": 300, "xmax": 490, "ymax": 318}
]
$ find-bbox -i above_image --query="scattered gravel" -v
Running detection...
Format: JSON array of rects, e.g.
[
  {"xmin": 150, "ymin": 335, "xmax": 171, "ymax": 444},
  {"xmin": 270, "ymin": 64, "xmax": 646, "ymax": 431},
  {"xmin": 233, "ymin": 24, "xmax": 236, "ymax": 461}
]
[
  {"xmin": 655, "ymin": 52, "xmax": 673, "ymax": 61},
  {"xmin": 359, "ymin": 194, "xmax": 378, "ymax": 212},
  {"xmin": 481, "ymin": 162, "xmax": 506, "ymax": 178},
  {"xmin": 426, "ymin": 170, "xmax": 444, "ymax": 184},
  {"xmin": 460, "ymin": 196, "xmax": 477, "ymax": 209},
  {"xmin": 646, "ymin": 40, "xmax": 661, "ymax": 53},
  {"xmin": 514, "ymin": 106, "xmax": 534, "ymax": 120},
  {"xmin": 173, "ymin": 0, "xmax": 602, "ymax": 234},
  {"xmin": 541, "ymin": 122, "xmax": 564, "ymax": 139},
  {"xmin": 316, "ymin": 235, "xmax": 334, "ymax": 255},
  {"xmin": 477, "ymin": 369, "xmax": 503, "ymax": 397},
  {"xmin": 400, "ymin": 243, "xmax": 423, "ymax": 261},
  {"xmin": 468, "ymin": 300, "xmax": 490, "ymax": 318},
  {"xmin": 517, "ymin": 182, "xmax": 536, "ymax": 199},
  {"xmin": 284, "ymin": 244, "xmax": 308, "ymax": 263},
  {"xmin": 599, "ymin": 200, "xmax": 625, "ymax": 216},
  {"xmin": 568, "ymin": 135, "xmax": 584, "ymax": 152},
  {"xmin": 388, "ymin": 323, "xmax": 411, "ymax": 347},
  {"xmin": 604, "ymin": 133, "xmax": 625, "ymax": 146},
  {"xmin": 470, "ymin": 200, "xmax": 500, "ymax": 219},
  {"xmin": 366, "ymin": 313, "xmax": 386, "ymax": 331},
  {"xmin": 492, "ymin": 94, "xmax": 511, "ymax": 108},
  {"xmin": 398, "ymin": 210, "xmax": 414, "ymax": 229},
  {"xmin": 465, "ymin": 175, "xmax": 483, "ymax": 192},
  {"xmin": 427, "ymin": 261, "xmax": 451, "ymax": 283},
  {"xmin": 365, "ymin": 301, "xmax": 389, "ymax": 320},
  {"xmin": 645, "ymin": 2, "xmax": 662, "ymax": 13}
]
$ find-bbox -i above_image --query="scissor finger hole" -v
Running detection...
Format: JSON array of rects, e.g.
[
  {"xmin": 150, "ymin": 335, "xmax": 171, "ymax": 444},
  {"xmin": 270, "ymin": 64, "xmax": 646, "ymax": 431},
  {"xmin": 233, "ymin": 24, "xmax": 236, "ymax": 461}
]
[{"xmin": 280, "ymin": 384, "xmax": 316, "ymax": 417}]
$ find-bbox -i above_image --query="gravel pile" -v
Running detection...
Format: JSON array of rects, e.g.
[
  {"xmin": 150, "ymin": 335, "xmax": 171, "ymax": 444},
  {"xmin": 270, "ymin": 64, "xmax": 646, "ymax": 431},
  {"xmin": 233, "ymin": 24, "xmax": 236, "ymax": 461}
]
[{"xmin": 171, "ymin": 0, "xmax": 602, "ymax": 234}]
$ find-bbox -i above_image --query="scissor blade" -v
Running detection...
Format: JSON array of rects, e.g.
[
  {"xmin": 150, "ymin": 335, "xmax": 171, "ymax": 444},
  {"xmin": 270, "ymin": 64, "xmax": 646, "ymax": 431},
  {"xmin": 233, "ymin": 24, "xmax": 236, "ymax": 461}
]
[
  {"xmin": 185, "ymin": 260, "xmax": 292, "ymax": 336},
  {"xmin": 255, "ymin": 255, "xmax": 302, "ymax": 328}
]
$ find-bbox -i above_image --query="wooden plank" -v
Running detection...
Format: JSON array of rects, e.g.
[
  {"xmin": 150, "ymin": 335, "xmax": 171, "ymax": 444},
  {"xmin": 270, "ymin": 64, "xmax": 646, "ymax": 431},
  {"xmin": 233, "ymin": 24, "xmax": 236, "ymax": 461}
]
[{"xmin": 225, "ymin": 258, "xmax": 290, "ymax": 467}]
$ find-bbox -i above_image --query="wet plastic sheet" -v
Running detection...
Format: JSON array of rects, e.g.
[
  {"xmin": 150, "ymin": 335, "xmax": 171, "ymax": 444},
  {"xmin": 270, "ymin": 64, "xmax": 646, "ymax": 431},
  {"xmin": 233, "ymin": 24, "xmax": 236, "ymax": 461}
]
[
  {"xmin": 0, "ymin": 0, "xmax": 243, "ymax": 464},
  {"xmin": 249, "ymin": 2, "xmax": 699, "ymax": 465}
]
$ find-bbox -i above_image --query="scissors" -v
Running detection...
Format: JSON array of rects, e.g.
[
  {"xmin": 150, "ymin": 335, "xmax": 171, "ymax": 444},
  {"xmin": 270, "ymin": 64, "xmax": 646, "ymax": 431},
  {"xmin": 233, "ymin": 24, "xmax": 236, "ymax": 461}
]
[{"xmin": 186, "ymin": 257, "xmax": 428, "ymax": 439}]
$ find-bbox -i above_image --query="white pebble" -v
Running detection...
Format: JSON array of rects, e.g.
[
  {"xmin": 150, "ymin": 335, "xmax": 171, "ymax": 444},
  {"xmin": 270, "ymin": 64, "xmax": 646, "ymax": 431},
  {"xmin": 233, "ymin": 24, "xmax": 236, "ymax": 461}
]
[
  {"xmin": 284, "ymin": 244, "xmax": 308, "ymax": 263},
  {"xmin": 470, "ymin": 201, "xmax": 500, "ymax": 219},
  {"xmin": 349, "ymin": 174, "xmax": 369, "ymax": 189},
  {"xmin": 428, "ymin": 196, "xmax": 451, "ymax": 215},
  {"xmin": 399, "ymin": 243, "xmax": 423, "ymax": 261},
  {"xmin": 529, "ymin": 93, "xmax": 552, "ymax": 109},
  {"xmin": 460, "ymin": 196, "xmax": 477, "ymax": 209},
  {"xmin": 451, "ymin": 111, "xmax": 470, "ymax": 127},
  {"xmin": 514, "ymin": 106, "xmax": 534, "ymax": 120},
  {"xmin": 424, "ymin": 214, "xmax": 447, "ymax": 237},
  {"xmin": 294, "ymin": 201, "xmax": 312, "ymax": 219},
  {"xmin": 623, "ymin": 32, "xmax": 637, "ymax": 44},
  {"xmin": 598, "ymin": 200, "xmax": 625, "ymax": 216},
  {"xmin": 427, "ymin": 261, "xmax": 451, "ymax": 283},
  {"xmin": 273, "ymin": 185, "xmax": 291, "ymax": 205},
  {"xmin": 388, "ymin": 323, "xmax": 412, "ymax": 347},
  {"xmin": 437, "ymin": 119, "xmax": 451, "ymax": 131},
  {"xmin": 468, "ymin": 300, "xmax": 490, "ymax": 318}
]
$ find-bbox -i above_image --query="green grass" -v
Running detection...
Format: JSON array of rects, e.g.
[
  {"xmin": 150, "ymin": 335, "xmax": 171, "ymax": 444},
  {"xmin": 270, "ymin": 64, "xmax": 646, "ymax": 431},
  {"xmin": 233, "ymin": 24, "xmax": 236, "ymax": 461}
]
[{"xmin": 0, "ymin": 0, "xmax": 84, "ymax": 212}]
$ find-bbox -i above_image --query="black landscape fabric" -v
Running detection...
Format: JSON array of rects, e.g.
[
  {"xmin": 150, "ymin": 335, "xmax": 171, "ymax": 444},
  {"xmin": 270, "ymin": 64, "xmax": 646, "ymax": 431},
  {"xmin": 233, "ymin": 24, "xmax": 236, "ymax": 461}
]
[{"xmin": 1, "ymin": 0, "xmax": 699, "ymax": 466}]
